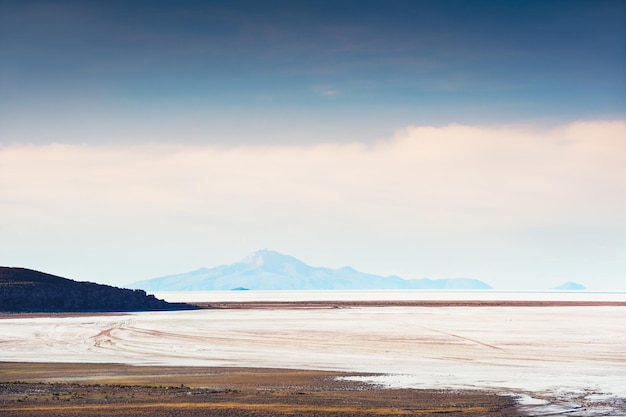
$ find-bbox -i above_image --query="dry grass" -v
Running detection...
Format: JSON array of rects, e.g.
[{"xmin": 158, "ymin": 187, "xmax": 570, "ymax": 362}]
[{"xmin": 0, "ymin": 362, "xmax": 520, "ymax": 416}]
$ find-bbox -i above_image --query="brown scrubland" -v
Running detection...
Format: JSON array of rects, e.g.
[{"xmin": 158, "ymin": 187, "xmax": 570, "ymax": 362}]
[{"xmin": 0, "ymin": 362, "xmax": 521, "ymax": 416}]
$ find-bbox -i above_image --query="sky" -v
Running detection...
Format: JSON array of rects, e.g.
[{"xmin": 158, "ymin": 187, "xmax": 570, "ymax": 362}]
[{"xmin": 1, "ymin": 0, "xmax": 625, "ymax": 290}]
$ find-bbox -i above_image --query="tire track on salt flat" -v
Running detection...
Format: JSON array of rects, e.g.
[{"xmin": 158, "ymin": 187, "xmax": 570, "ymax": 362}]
[{"xmin": 419, "ymin": 326, "xmax": 505, "ymax": 351}]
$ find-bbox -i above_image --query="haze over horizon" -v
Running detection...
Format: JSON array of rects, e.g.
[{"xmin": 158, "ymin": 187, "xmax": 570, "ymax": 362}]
[{"xmin": 1, "ymin": 1, "xmax": 625, "ymax": 290}]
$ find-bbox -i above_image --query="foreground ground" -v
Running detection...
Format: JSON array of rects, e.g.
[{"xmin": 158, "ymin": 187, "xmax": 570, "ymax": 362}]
[
  {"xmin": 2, "ymin": 301, "xmax": 624, "ymax": 415},
  {"xmin": 0, "ymin": 362, "xmax": 520, "ymax": 416}
]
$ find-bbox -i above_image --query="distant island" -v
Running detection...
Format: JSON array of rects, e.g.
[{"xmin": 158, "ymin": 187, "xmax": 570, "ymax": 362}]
[
  {"xmin": 0, "ymin": 267, "xmax": 197, "ymax": 313},
  {"xmin": 551, "ymin": 281, "xmax": 586, "ymax": 291},
  {"xmin": 128, "ymin": 249, "xmax": 492, "ymax": 291}
]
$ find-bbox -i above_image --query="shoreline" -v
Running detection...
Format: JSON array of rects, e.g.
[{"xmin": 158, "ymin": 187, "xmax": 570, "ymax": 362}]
[
  {"xmin": 0, "ymin": 362, "xmax": 520, "ymax": 416},
  {"xmin": 2, "ymin": 299, "xmax": 625, "ymax": 319},
  {"xmin": 192, "ymin": 299, "xmax": 626, "ymax": 309}
]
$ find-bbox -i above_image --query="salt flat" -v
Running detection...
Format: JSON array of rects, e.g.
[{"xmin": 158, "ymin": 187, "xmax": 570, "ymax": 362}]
[
  {"xmin": 154, "ymin": 289, "xmax": 626, "ymax": 303},
  {"xmin": 1, "ymin": 305, "xmax": 624, "ymax": 415}
]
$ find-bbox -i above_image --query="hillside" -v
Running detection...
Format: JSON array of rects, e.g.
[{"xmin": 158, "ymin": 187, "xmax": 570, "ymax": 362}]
[
  {"xmin": 0, "ymin": 267, "xmax": 197, "ymax": 313},
  {"xmin": 128, "ymin": 250, "xmax": 492, "ymax": 291},
  {"xmin": 551, "ymin": 281, "xmax": 586, "ymax": 290}
]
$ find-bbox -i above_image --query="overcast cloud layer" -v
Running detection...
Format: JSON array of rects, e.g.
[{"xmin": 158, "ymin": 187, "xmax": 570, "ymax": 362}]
[{"xmin": 2, "ymin": 120, "xmax": 625, "ymax": 289}]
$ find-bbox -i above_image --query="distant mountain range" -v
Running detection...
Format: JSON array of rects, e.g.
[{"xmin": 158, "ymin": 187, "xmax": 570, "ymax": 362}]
[
  {"xmin": 551, "ymin": 281, "xmax": 586, "ymax": 290},
  {"xmin": 0, "ymin": 267, "xmax": 197, "ymax": 313},
  {"xmin": 128, "ymin": 249, "xmax": 492, "ymax": 291}
]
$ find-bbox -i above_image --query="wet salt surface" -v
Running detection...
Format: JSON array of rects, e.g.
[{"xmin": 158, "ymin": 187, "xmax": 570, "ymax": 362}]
[
  {"xmin": 1, "ymin": 306, "xmax": 624, "ymax": 416},
  {"xmin": 155, "ymin": 289, "xmax": 626, "ymax": 303}
]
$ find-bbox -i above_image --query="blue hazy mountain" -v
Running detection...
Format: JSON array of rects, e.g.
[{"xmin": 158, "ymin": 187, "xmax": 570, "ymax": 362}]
[
  {"xmin": 128, "ymin": 250, "xmax": 492, "ymax": 291},
  {"xmin": 551, "ymin": 281, "xmax": 586, "ymax": 290}
]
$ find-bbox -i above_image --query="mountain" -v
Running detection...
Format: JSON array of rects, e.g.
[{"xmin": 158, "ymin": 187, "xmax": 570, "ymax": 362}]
[
  {"xmin": 0, "ymin": 267, "xmax": 197, "ymax": 313},
  {"xmin": 128, "ymin": 249, "xmax": 492, "ymax": 291},
  {"xmin": 551, "ymin": 281, "xmax": 586, "ymax": 290}
]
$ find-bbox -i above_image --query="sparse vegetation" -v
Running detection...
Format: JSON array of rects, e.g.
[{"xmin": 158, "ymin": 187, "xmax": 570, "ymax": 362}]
[{"xmin": 0, "ymin": 363, "xmax": 518, "ymax": 416}]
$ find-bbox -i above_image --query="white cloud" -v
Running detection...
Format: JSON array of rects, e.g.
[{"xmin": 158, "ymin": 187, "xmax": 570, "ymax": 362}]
[
  {"xmin": 1, "ymin": 120, "xmax": 625, "ymax": 288},
  {"xmin": 313, "ymin": 85, "xmax": 339, "ymax": 96}
]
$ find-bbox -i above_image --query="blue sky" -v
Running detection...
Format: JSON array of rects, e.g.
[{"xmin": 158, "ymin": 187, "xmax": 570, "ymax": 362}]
[
  {"xmin": 2, "ymin": 0, "xmax": 624, "ymax": 143},
  {"xmin": 1, "ymin": 0, "xmax": 625, "ymax": 289}
]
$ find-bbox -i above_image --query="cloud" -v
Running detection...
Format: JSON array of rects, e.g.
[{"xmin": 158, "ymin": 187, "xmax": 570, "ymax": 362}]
[
  {"xmin": 2, "ymin": 120, "xmax": 625, "ymax": 230},
  {"xmin": 1, "ymin": 120, "xmax": 625, "ymax": 288},
  {"xmin": 313, "ymin": 85, "xmax": 339, "ymax": 96}
]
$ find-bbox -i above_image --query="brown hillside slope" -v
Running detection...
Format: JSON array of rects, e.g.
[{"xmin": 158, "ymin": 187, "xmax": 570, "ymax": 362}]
[{"xmin": 0, "ymin": 267, "xmax": 197, "ymax": 313}]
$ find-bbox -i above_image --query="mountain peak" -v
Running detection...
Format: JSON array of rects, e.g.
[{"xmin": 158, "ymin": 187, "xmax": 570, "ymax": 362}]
[
  {"xmin": 128, "ymin": 250, "xmax": 493, "ymax": 291},
  {"xmin": 552, "ymin": 281, "xmax": 586, "ymax": 290},
  {"xmin": 239, "ymin": 249, "xmax": 302, "ymax": 268}
]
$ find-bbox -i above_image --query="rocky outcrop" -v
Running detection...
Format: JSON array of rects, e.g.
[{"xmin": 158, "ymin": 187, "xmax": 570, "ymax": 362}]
[{"xmin": 0, "ymin": 267, "xmax": 197, "ymax": 313}]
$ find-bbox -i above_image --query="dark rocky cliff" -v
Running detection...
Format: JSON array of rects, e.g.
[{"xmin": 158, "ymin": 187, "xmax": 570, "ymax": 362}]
[{"xmin": 0, "ymin": 267, "xmax": 197, "ymax": 313}]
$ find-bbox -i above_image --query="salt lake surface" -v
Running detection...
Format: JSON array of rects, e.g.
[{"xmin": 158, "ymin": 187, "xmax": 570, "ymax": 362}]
[
  {"xmin": 154, "ymin": 289, "xmax": 626, "ymax": 303},
  {"xmin": 1, "ymin": 291, "xmax": 625, "ymax": 416}
]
